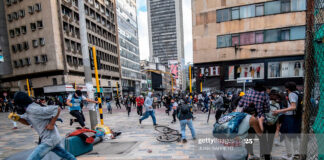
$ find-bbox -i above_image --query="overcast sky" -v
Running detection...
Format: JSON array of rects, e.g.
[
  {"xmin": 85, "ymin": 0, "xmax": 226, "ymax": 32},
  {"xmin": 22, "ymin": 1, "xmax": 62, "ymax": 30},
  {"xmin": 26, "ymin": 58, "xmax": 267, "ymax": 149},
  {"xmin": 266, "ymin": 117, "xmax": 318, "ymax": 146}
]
[{"xmin": 136, "ymin": 0, "xmax": 193, "ymax": 64}]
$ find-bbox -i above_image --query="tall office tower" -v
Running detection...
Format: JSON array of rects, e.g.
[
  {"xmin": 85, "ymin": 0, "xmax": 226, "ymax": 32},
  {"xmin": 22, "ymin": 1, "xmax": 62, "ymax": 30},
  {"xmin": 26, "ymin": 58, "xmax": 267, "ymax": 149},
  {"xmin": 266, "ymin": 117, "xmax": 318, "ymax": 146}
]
[
  {"xmin": 0, "ymin": 0, "xmax": 12, "ymax": 76},
  {"xmin": 116, "ymin": 0, "xmax": 141, "ymax": 95},
  {"xmin": 0, "ymin": 0, "xmax": 120, "ymax": 96},
  {"xmin": 147, "ymin": 0, "xmax": 185, "ymax": 90}
]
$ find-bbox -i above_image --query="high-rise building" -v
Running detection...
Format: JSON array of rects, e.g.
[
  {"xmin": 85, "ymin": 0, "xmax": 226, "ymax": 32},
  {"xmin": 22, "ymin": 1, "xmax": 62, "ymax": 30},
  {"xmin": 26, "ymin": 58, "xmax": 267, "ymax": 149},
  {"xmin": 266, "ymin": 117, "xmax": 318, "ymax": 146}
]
[
  {"xmin": 0, "ymin": 0, "xmax": 120, "ymax": 96},
  {"xmin": 192, "ymin": 0, "xmax": 306, "ymax": 92},
  {"xmin": 147, "ymin": 0, "xmax": 185, "ymax": 90},
  {"xmin": 0, "ymin": 0, "xmax": 12, "ymax": 76},
  {"xmin": 116, "ymin": 0, "xmax": 141, "ymax": 96}
]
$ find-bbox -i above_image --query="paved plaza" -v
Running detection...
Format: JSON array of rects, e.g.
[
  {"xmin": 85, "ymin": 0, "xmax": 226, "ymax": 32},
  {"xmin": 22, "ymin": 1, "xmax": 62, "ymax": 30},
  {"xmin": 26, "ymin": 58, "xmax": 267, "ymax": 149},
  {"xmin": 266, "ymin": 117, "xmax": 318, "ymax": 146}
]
[{"xmin": 0, "ymin": 104, "xmax": 287, "ymax": 160}]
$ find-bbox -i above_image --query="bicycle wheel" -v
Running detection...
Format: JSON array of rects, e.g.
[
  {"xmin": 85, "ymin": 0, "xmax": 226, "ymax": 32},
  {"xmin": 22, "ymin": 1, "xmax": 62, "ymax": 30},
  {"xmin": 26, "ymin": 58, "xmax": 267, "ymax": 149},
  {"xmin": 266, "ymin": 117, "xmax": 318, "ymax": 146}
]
[
  {"xmin": 156, "ymin": 134, "xmax": 180, "ymax": 142},
  {"xmin": 155, "ymin": 125, "xmax": 176, "ymax": 134}
]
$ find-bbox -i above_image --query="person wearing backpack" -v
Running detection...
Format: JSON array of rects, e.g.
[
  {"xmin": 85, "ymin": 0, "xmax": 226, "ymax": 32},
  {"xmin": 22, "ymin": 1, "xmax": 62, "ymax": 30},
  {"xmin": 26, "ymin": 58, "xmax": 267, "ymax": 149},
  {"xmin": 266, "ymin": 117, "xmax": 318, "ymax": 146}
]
[
  {"xmin": 273, "ymin": 82, "xmax": 302, "ymax": 160},
  {"xmin": 66, "ymin": 90, "xmax": 98, "ymax": 128},
  {"xmin": 177, "ymin": 99, "xmax": 196, "ymax": 143},
  {"xmin": 213, "ymin": 103, "xmax": 263, "ymax": 160}
]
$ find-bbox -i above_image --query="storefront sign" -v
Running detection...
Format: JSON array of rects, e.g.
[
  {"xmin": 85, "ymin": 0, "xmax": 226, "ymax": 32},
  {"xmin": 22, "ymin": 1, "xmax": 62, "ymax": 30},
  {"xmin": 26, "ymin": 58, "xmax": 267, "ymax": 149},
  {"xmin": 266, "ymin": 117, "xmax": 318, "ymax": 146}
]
[{"xmin": 200, "ymin": 66, "xmax": 220, "ymax": 77}]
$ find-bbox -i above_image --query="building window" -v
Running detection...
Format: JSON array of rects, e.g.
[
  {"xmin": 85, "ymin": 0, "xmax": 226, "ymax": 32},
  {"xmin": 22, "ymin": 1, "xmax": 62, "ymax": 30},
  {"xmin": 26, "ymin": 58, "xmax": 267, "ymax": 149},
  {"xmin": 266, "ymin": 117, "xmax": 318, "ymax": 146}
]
[
  {"xmin": 217, "ymin": 35, "xmax": 231, "ymax": 48},
  {"xmin": 280, "ymin": 29, "xmax": 290, "ymax": 41},
  {"xmin": 8, "ymin": 14, "xmax": 13, "ymax": 22},
  {"xmin": 265, "ymin": 1, "xmax": 281, "ymax": 15},
  {"xmin": 28, "ymin": 6, "xmax": 34, "ymax": 14},
  {"xmin": 240, "ymin": 4, "xmax": 255, "ymax": 18},
  {"xmin": 52, "ymin": 78, "xmax": 57, "ymax": 85},
  {"xmin": 264, "ymin": 29, "xmax": 280, "ymax": 42},
  {"xmin": 231, "ymin": 7, "xmax": 240, "ymax": 20},
  {"xmin": 13, "ymin": 12, "xmax": 18, "ymax": 20},
  {"xmin": 30, "ymin": 23, "xmax": 36, "ymax": 31},
  {"xmin": 32, "ymin": 39, "xmax": 39, "ymax": 48},
  {"xmin": 231, "ymin": 34, "xmax": 240, "ymax": 46},
  {"xmin": 281, "ymin": 0, "xmax": 291, "ymax": 12},
  {"xmin": 67, "ymin": 55, "xmax": 72, "ymax": 63},
  {"xmin": 21, "ymin": 26, "xmax": 27, "ymax": 34},
  {"xmin": 290, "ymin": 26, "xmax": 306, "ymax": 40},
  {"xmin": 255, "ymin": 31, "xmax": 264, "ymax": 43},
  {"xmin": 35, "ymin": 3, "xmax": 42, "ymax": 12},
  {"xmin": 41, "ymin": 55, "xmax": 48, "ymax": 62},
  {"xmin": 34, "ymin": 56, "xmax": 39, "ymax": 64},
  {"xmin": 17, "ymin": 43, "xmax": 22, "ymax": 51},
  {"xmin": 15, "ymin": 28, "xmax": 21, "ymax": 36},
  {"xmin": 255, "ymin": 4, "xmax": 264, "ymax": 16},
  {"xmin": 25, "ymin": 58, "xmax": 31, "ymax": 65},
  {"xmin": 19, "ymin": 59, "xmax": 24, "ymax": 66},
  {"xmin": 78, "ymin": 58, "xmax": 83, "ymax": 66},
  {"xmin": 12, "ymin": 45, "xmax": 17, "ymax": 53},
  {"xmin": 9, "ymin": 30, "xmax": 15, "ymax": 38},
  {"xmin": 240, "ymin": 32, "xmax": 255, "ymax": 45},
  {"xmin": 216, "ymin": 9, "xmax": 231, "ymax": 22},
  {"xmin": 14, "ymin": 61, "xmax": 19, "ymax": 68},
  {"xmin": 37, "ymin": 21, "xmax": 43, "ymax": 29},
  {"xmin": 19, "ymin": 10, "xmax": 25, "ymax": 18},
  {"xmin": 39, "ymin": 38, "xmax": 45, "ymax": 46},
  {"xmin": 6, "ymin": 0, "xmax": 11, "ymax": 6},
  {"xmin": 23, "ymin": 41, "xmax": 29, "ymax": 50},
  {"xmin": 291, "ymin": 0, "xmax": 306, "ymax": 11}
]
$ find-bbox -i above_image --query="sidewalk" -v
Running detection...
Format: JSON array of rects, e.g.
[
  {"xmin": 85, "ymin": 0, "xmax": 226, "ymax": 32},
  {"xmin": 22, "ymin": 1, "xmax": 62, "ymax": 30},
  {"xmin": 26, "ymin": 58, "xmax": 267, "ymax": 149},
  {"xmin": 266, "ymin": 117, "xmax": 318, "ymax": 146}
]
[{"xmin": 0, "ymin": 105, "xmax": 287, "ymax": 159}]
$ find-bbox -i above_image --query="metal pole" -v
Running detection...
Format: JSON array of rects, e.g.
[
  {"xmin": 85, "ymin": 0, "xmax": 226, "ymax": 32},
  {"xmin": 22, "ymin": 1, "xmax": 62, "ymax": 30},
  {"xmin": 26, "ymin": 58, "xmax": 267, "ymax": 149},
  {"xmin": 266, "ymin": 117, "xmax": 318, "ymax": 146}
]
[
  {"xmin": 300, "ymin": 0, "xmax": 315, "ymax": 159},
  {"xmin": 200, "ymin": 82, "xmax": 202, "ymax": 92},
  {"xmin": 26, "ymin": 78, "xmax": 31, "ymax": 96},
  {"xmin": 243, "ymin": 81, "xmax": 246, "ymax": 93},
  {"xmin": 78, "ymin": 0, "xmax": 97, "ymax": 129},
  {"xmin": 92, "ymin": 46, "xmax": 104, "ymax": 125},
  {"xmin": 171, "ymin": 76, "xmax": 174, "ymax": 95},
  {"xmin": 189, "ymin": 65, "xmax": 192, "ymax": 94},
  {"xmin": 116, "ymin": 82, "xmax": 119, "ymax": 97}
]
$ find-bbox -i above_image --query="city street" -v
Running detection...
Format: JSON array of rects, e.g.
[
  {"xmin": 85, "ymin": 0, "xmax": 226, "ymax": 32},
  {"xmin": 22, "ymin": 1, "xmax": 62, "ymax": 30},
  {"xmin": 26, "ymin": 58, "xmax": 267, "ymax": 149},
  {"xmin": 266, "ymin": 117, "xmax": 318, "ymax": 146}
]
[{"xmin": 0, "ymin": 104, "xmax": 287, "ymax": 160}]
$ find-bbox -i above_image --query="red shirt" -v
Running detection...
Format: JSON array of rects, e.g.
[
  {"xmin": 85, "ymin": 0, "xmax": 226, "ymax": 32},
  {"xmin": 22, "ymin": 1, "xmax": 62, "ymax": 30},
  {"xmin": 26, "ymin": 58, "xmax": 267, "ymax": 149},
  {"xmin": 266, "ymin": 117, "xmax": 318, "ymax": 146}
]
[{"xmin": 136, "ymin": 97, "xmax": 144, "ymax": 107}]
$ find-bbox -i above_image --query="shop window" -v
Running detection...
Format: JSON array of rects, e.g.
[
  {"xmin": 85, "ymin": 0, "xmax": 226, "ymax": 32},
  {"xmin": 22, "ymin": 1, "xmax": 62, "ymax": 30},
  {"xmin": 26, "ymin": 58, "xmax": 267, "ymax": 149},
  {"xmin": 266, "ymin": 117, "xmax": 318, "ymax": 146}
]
[
  {"xmin": 231, "ymin": 7, "xmax": 239, "ymax": 20},
  {"xmin": 255, "ymin": 4, "xmax": 264, "ymax": 16},
  {"xmin": 232, "ymin": 34, "xmax": 240, "ymax": 46},
  {"xmin": 265, "ymin": 1, "xmax": 281, "ymax": 15},
  {"xmin": 280, "ymin": 29, "xmax": 290, "ymax": 41},
  {"xmin": 216, "ymin": 9, "xmax": 231, "ymax": 22},
  {"xmin": 264, "ymin": 29, "xmax": 280, "ymax": 42},
  {"xmin": 240, "ymin": 4, "xmax": 255, "ymax": 18},
  {"xmin": 291, "ymin": 0, "xmax": 306, "ymax": 11},
  {"xmin": 240, "ymin": 32, "xmax": 255, "ymax": 45},
  {"xmin": 255, "ymin": 31, "xmax": 264, "ymax": 43},
  {"xmin": 290, "ymin": 26, "xmax": 306, "ymax": 40},
  {"xmin": 217, "ymin": 35, "xmax": 231, "ymax": 48}
]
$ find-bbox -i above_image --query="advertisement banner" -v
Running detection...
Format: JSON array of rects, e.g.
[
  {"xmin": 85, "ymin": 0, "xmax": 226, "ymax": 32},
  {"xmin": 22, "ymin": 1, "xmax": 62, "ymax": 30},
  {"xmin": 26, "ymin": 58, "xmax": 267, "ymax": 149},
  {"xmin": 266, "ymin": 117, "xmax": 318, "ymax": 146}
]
[
  {"xmin": 236, "ymin": 63, "xmax": 264, "ymax": 79},
  {"xmin": 0, "ymin": 54, "xmax": 3, "ymax": 62},
  {"xmin": 268, "ymin": 60, "xmax": 304, "ymax": 78},
  {"xmin": 168, "ymin": 60, "xmax": 179, "ymax": 79}
]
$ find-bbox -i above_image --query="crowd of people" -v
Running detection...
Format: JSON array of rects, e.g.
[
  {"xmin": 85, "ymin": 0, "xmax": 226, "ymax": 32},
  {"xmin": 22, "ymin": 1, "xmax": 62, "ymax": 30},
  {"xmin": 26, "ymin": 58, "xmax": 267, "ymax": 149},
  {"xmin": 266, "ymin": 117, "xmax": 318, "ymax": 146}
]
[{"xmin": 4, "ymin": 80, "xmax": 320, "ymax": 160}]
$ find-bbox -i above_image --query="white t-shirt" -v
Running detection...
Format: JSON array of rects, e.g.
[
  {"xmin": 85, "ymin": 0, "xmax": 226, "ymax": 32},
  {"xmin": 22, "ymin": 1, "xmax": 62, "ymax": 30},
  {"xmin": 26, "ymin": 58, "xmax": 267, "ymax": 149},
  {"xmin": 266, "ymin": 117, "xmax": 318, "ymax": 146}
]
[{"xmin": 286, "ymin": 92, "xmax": 298, "ymax": 115}]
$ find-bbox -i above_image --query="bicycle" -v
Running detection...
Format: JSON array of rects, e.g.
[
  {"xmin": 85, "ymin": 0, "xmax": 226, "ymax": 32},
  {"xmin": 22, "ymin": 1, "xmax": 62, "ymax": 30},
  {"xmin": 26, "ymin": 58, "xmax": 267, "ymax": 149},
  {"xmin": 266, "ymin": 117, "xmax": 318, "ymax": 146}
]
[{"xmin": 155, "ymin": 125, "xmax": 181, "ymax": 142}]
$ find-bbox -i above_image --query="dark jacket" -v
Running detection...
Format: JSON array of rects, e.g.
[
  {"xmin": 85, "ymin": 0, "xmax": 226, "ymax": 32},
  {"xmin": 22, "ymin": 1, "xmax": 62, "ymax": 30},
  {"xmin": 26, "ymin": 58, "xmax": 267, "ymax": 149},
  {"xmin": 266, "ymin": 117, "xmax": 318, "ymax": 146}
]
[{"xmin": 177, "ymin": 104, "xmax": 193, "ymax": 120}]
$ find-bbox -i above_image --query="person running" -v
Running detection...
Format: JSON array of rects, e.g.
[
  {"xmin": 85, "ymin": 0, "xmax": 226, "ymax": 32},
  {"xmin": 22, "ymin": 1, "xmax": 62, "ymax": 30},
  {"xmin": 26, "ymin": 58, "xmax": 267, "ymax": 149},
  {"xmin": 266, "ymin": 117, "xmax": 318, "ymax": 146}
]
[
  {"xmin": 136, "ymin": 95, "xmax": 144, "ymax": 116},
  {"xmin": 177, "ymin": 99, "xmax": 196, "ymax": 143},
  {"xmin": 171, "ymin": 99, "xmax": 178, "ymax": 123},
  {"xmin": 66, "ymin": 90, "xmax": 97, "ymax": 128},
  {"xmin": 10, "ymin": 92, "xmax": 76, "ymax": 160},
  {"xmin": 115, "ymin": 96, "xmax": 121, "ymax": 109},
  {"xmin": 139, "ymin": 92, "xmax": 157, "ymax": 125},
  {"xmin": 125, "ymin": 95, "xmax": 132, "ymax": 117}
]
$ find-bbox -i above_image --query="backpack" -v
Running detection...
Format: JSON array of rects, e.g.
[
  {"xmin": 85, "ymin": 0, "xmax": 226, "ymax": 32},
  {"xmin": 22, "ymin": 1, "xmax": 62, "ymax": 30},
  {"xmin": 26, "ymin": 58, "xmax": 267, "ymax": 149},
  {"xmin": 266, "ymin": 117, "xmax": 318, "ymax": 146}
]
[
  {"xmin": 177, "ymin": 104, "xmax": 192, "ymax": 119},
  {"xmin": 212, "ymin": 112, "xmax": 248, "ymax": 139},
  {"xmin": 290, "ymin": 91, "xmax": 303, "ymax": 118},
  {"xmin": 265, "ymin": 100, "xmax": 280, "ymax": 125}
]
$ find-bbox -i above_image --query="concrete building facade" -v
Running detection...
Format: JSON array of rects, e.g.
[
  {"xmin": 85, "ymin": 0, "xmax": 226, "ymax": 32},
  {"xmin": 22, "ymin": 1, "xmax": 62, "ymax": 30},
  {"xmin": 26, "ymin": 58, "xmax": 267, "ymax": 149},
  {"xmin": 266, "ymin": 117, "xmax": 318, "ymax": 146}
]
[
  {"xmin": 0, "ymin": 0, "xmax": 12, "ymax": 76},
  {"xmin": 0, "ymin": 0, "xmax": 120, "ymax": 97},
  {"xmin": 147, "ymin": 0, "xmax": 185, "ymax": 91},
  {"xmin": 116, "ymin": 0, "xmax": 141, "ymax": 96},
  {"xmin": 192, "ymin": 0, "xmax": 306, "ymax": 92}
]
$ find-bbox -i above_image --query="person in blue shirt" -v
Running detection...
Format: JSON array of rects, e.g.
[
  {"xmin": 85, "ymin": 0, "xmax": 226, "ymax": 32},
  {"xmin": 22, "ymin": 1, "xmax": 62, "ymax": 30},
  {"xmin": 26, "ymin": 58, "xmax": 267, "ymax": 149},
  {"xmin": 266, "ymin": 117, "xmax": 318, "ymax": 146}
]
[{"xmin": 66, "ymin": 90, "xmax": 97, "ymax": 128}]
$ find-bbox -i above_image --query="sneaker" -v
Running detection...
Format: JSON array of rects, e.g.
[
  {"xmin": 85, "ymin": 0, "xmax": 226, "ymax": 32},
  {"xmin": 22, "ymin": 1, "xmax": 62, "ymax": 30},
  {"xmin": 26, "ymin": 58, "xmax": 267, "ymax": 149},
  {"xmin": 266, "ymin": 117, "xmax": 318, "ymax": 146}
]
[
  {"xmin": 70, "ymin": 119, "xmax": 73, "ymax": 126},
  {"xmin": 139, "ymin": 119, "xmax": 142, "ymax": 124},
  {"xmin": 153, "ymin": 123, "xmax": 157, "ymax": 126},
  {"xmin": 182, "ymin": 139, "xmax": 187, "ymax": 143}
]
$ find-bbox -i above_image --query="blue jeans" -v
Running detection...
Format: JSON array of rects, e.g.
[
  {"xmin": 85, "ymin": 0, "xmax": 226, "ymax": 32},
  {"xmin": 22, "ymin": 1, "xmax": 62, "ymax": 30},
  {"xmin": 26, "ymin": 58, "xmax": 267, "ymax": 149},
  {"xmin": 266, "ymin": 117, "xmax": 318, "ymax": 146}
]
[
  {"xmin": 140, "ymin": 110, "xmax": 156, "ymax": 125},
  {"xmin": 180, "ymin": 119, "xmax": 196, "ymax": 140},
  {"xmin": 27, "ymin": 143, "xmax": 76, "ymax": 160},
  {"xmin": 106, "ymin": 102, "xmax": 112, "ymax": 111}
]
